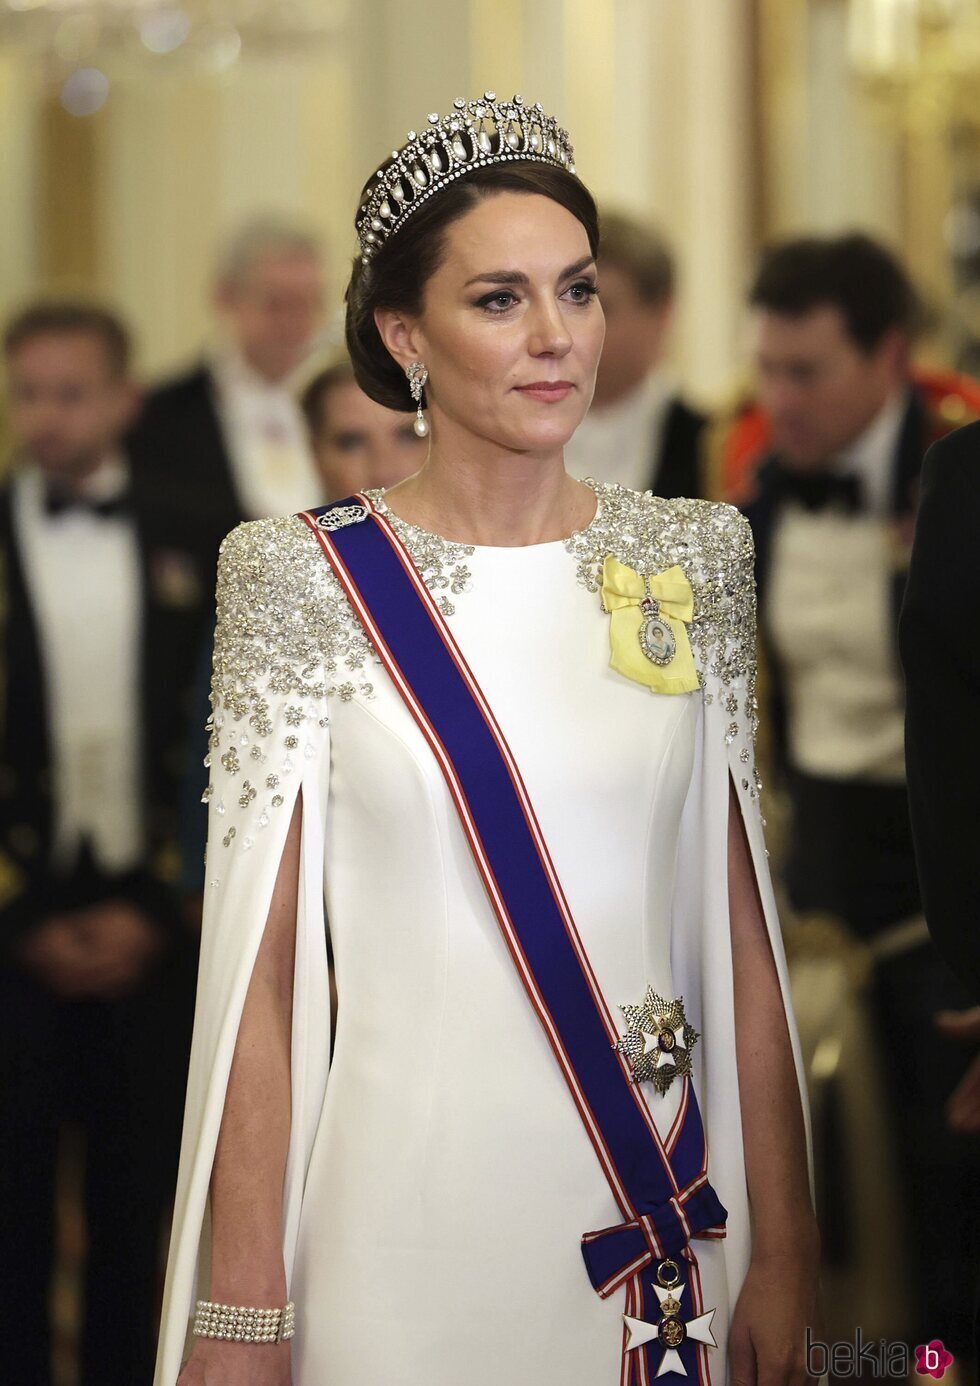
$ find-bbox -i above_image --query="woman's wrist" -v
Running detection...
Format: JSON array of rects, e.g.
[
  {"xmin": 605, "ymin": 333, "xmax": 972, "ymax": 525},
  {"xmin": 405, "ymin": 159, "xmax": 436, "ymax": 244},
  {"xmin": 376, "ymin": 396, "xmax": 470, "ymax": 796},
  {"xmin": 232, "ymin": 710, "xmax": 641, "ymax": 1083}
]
[
  {"xmin": 208, "ymin": 1226, "xmax": 286, "ymax": 1301},
  {"xmin": 208, "ymin": 1280, "xmax": 288, "ymax": 1306},
  {"xmin": 751, "ymin": 1202, "xmax": 821, "ymax": 1264},
  {"xmin": 208, "ymin": 1263, "xmax": 288, "ymax": 1306}
]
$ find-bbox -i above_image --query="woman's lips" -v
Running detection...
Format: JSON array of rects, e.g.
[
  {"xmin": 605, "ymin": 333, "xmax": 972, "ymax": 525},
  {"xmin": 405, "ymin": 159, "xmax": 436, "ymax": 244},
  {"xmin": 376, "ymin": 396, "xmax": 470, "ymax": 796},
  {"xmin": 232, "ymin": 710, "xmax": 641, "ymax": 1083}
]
[{"xmin": 514, "ymin": 381, "xmax": 574, "ymax": 402}]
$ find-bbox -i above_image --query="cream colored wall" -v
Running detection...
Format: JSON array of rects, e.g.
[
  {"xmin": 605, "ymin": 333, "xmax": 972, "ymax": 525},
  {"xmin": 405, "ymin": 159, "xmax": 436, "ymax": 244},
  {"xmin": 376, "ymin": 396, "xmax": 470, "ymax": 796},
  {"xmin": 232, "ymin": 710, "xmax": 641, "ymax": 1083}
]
[
  {"xmin": 0, "ymin": 50, "xmax": 42, "ymax": 305},
  {"xmin": 759, "ymin": 0, "xmax": 901, "ymax": 238},
  {"xmin": 0, "ymin": 0, "xmax": 759, "ymax": 400},
  {"xmin": 1, "ymin": 0, "xmax": 943, "ymax": 400},
  {"xmin": 757, "ymin": 0, "xmax": 955, "ymax": 350}
]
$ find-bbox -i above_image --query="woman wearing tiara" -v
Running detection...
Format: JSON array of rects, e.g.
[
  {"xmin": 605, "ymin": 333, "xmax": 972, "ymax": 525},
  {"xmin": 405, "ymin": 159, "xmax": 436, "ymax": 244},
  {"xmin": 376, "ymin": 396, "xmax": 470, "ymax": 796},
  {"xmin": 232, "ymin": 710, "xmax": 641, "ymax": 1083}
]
[{"xmin": 158, "ymin": 95, "xmax": 818, "ymax": 1386}]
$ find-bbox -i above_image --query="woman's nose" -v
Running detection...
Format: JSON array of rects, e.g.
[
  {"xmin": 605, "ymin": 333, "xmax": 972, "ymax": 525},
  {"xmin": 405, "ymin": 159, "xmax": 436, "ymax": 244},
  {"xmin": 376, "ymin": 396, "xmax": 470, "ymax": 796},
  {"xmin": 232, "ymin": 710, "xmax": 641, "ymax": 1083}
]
[{"xmin": 526, "ymin": 301, "xmax": 572, "ymax": 358}]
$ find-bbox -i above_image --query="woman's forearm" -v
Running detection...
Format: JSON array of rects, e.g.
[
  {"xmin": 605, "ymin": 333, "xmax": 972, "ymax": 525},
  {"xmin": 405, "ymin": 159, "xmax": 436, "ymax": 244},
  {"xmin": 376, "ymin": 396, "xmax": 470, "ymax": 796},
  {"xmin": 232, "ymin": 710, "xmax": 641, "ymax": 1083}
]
[
  {"xmin": 207, "ymin": 798, "xmax": 303, "ymax": 1303},
  {"xmin": 727, "ymin": 784, "xmax": 816, "ymax": 1254}
]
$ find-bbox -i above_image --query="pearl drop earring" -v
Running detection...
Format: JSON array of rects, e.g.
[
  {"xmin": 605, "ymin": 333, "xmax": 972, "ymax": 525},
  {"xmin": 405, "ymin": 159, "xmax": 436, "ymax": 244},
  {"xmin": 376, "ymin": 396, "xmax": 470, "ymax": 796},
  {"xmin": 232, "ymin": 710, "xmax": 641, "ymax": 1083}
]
[{"xmin": 407, "ymin": 361, "xmax": 429, "ymax": 438}]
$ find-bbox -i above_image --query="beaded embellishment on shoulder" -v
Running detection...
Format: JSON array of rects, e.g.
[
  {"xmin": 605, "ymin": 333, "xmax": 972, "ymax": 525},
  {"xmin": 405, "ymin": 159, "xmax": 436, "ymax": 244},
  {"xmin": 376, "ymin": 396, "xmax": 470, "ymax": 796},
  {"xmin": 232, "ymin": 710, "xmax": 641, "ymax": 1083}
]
[
  {"xmin": 210, "ymin": 515, "xmax": 377, "ymax": 720},
  {"xmin": 204, "ymin": 515, "xmax": 358, "ymax": 851},
  {"xmin": 209, "ymin": 499, "xmax": 481, "ymax": 730},
  {"xmin": 565, "ymin": 482, "xmax": 759, "ymax": 739}
]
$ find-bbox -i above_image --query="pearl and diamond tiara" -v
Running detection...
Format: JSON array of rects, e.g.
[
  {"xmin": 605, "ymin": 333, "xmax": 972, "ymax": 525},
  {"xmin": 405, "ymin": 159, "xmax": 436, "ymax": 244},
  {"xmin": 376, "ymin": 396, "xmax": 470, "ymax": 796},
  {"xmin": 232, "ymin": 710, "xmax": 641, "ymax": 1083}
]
[{"xmin": 356, "ymin": 92, "xmax": 576, "ymax": 263}]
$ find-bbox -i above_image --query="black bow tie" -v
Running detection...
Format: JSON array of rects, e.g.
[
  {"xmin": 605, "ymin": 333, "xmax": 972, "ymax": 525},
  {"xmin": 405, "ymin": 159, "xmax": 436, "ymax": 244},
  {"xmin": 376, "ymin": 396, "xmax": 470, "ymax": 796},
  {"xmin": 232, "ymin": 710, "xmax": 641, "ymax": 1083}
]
[
  {"xmin": 774, "ymin": 468, "xmax": 864, "ymax": 515},
  {"xmin": 44, "ymin": 486, "xmax": 131, "ymax": 520}
]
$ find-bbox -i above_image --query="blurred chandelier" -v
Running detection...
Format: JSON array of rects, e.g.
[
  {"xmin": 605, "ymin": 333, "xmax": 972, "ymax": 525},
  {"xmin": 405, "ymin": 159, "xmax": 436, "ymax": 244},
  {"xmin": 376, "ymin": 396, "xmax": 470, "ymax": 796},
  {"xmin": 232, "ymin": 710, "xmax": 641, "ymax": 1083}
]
[
  {"xmin": 0, "ymin": 1, "xmax": 347, "ymax": 87},
  {"xmin": 849, "ymin": 0, "xmax": 980, "ymax": 128}
]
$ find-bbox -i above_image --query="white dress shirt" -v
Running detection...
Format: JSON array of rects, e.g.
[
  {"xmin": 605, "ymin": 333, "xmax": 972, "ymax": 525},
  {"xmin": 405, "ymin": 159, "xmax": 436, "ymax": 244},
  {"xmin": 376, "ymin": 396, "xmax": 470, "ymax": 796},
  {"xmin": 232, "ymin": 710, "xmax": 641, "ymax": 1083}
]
[
  {"xmin": 211, "ymin": 350, "xmax": 321, "ymax": 520},
  {"xmin": 13, "ymin": 459, "xmax": 144, "ymax": 872},
  {"xmin": 768, "ymin": 391, "xmax": 910, "ymax": 784},
  {"xmin": 830, "ymin": 387, "xmax": 908, "ymax": 517},
  {"xmin": 564, "ymin": 370, "xmax": 676, "ymax": 491}
]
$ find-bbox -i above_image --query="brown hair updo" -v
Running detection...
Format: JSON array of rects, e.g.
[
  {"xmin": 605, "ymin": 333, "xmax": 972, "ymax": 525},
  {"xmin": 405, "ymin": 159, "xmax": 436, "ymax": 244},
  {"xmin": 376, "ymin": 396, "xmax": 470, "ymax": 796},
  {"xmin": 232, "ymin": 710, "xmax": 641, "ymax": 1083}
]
[{"xmin": 345, "ymin": 162, "xmax": 600, "ymax": 413}]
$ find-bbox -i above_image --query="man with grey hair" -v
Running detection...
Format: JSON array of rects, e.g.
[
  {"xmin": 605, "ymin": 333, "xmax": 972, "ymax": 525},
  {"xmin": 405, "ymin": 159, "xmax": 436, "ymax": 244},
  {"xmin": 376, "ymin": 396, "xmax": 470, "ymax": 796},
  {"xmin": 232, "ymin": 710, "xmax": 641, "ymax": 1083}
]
[
  {"xmin": 129, "ymin": 216, "xmax": 326, "ymax": 565},
  {"xmin": 564, "ymin": 209, "xmax": 710, "ymax": 499}
]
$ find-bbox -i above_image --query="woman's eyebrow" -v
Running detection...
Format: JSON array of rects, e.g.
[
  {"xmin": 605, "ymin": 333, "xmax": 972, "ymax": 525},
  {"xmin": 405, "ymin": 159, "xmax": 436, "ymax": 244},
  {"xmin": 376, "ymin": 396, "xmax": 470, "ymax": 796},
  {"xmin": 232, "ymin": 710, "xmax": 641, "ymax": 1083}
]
[{"xmin": 463, "ymin": 255, "xmax": 596, "ymax": 289}]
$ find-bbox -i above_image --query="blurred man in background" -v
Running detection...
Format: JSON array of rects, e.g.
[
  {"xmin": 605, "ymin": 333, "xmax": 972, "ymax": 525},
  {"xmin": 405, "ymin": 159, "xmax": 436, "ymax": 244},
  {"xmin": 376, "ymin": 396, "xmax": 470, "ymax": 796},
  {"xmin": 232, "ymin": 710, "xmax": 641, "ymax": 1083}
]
[
  {"xmin": 564, "ymin": 209, "xmax": 709, "ymax": 498},
  {"xmin": 301, "ymin": 355, "xmax": 427, "ymax": 500},
  {"xmin": 0, "ymin": 303, "xmax": 208, "ymax": 1386},
  {"xmin": 129, "ymin": 216, "xmax": 327, "ymax": 566},
  {"xmin": 134, "ymin": 219, "xmax": 329, "ymax": 901},
  {"xmin": 739, "ymin": 233, "xmax": 979, "ymax": 1357}
]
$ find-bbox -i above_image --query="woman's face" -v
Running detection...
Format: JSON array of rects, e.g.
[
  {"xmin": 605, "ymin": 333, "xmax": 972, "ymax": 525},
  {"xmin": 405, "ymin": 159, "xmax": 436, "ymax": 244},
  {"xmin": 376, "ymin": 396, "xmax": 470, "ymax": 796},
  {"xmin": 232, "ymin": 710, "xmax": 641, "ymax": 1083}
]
[
  {"xmin": 378, "ymin": 191, "xmax": 604, "ymax": 456},
  {"xmin": 311, "ymin": 378, "xmax": 426, "ymax": 499}
]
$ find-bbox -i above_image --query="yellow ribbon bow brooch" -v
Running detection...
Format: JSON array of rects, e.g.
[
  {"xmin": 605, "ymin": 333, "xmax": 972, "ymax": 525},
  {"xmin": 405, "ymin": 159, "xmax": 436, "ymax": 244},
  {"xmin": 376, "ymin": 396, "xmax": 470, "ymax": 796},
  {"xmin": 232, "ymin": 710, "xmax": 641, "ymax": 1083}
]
[{"xmin": 600, "ymin": 556, "xmax": 700, "ymax": 695}]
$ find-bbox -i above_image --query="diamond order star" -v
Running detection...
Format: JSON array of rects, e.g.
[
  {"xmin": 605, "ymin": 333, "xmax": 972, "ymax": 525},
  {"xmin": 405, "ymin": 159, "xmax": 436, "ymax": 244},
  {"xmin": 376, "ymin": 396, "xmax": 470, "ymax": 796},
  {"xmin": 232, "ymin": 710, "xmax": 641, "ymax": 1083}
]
[
  {"xmin": 614, "ymin": 987, "xmax": 699, "ymax": 1094},
  {"xmin": 624, "ymin": 1282, "xmax": 718, "ymax": 1379}
]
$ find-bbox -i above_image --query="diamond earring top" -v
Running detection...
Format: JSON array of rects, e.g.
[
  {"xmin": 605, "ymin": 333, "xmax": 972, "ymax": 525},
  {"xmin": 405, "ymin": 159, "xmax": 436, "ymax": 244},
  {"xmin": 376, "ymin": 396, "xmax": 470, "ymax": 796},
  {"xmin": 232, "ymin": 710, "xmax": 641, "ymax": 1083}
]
[
  {"xmin": 356, "ymin": 93, "xmax": 576, "ymax": 263},
  {"xmin": 407, "ymin": 361, "xmax": 429, "ymax": 438}
]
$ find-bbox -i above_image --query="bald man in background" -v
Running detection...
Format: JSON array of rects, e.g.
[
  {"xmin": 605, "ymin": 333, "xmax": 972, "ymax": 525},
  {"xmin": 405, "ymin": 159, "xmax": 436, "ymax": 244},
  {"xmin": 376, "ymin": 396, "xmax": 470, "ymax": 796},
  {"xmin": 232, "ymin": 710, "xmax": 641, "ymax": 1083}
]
[{"xmin": 129, "ymin": 216, "xmax": 327, "ymax": 569}]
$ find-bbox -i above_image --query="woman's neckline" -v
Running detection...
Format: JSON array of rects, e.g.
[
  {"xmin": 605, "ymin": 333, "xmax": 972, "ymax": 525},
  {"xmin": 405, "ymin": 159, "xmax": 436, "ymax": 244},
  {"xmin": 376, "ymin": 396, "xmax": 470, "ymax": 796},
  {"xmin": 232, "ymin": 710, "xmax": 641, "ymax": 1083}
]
[{"xmin": 366, "ymin": 477, "xmax": 604, "ymax": 554}]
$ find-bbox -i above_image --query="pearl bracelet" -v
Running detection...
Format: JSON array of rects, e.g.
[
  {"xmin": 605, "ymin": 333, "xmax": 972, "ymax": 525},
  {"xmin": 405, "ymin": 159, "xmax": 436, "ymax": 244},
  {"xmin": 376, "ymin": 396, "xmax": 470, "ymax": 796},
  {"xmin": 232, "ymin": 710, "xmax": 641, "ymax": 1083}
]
[{"xmin": 192, "ymin": 1298, "xmax": 296, "ymax": 1344}]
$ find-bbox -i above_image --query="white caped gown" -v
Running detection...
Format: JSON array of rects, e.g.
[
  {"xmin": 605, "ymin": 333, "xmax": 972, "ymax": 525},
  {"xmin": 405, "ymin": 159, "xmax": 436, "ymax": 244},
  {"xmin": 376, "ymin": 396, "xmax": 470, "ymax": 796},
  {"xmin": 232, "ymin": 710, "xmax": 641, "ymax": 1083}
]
[{"xmin": 154, "ymin": 481, "xmax": 812, "ymax": 1386}]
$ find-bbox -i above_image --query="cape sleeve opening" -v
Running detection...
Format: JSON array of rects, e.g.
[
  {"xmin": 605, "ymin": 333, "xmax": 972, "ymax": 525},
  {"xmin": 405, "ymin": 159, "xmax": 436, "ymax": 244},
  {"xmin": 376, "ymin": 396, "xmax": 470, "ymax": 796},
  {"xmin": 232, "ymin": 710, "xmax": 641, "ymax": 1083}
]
[
  {"xmin": 724, "ymin": 685, "xmax": 815, "ymax": 1207},
  {"xmin": 154, "ymin": 521, "xmax": 333, "ymax": 1386},
  {"xmin": 727, "ymin": 769, "xmax": 815, "ymax": 1225}
]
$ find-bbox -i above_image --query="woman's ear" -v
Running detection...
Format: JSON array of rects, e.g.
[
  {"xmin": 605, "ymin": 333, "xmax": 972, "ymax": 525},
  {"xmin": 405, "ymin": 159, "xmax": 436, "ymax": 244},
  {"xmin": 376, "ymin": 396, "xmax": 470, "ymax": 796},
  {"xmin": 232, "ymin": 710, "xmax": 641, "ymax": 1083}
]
[{"xmin": 374, "ymin": 307, "xmax": 426, "ymax": 374}]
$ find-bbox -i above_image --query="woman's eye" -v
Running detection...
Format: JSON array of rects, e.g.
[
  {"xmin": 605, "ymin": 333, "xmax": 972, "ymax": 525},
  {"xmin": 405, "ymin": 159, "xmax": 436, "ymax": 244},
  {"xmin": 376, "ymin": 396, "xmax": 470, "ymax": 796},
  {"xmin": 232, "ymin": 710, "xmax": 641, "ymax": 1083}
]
[
  {"xmin": 477, "ymin": 289, "xmax": 518, "ymax": 313},
  {"xmin": 564, "ymin": 280, "xmax": 599, "ymax": 303}
]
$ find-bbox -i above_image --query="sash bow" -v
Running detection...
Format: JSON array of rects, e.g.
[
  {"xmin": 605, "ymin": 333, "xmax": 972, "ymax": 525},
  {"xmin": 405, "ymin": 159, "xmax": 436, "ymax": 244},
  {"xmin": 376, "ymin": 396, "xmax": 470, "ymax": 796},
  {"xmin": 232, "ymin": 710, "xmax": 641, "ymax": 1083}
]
[{"xmin": 582, "ymin": 1178, "xmax": 728, "ymax": 1300}]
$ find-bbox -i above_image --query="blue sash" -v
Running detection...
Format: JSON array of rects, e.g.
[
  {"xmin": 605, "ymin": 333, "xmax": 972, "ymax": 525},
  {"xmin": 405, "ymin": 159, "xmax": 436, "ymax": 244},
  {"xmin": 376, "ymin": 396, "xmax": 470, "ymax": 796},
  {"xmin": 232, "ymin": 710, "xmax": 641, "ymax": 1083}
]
[{"xmin": 300, "ymin": 496, "xmax": 728, "ymax": 1383}]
